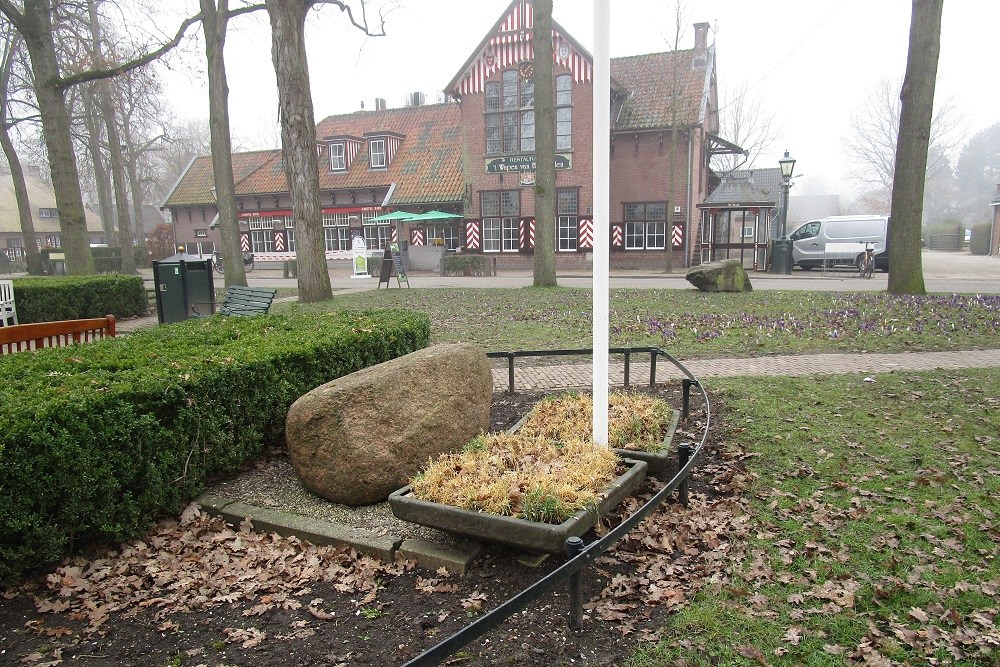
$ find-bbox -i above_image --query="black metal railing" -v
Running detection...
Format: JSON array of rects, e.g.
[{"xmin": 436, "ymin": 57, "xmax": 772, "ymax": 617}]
[{"xmin": 401, "ymin": 347, "xmax": 710, "ymax": 667}]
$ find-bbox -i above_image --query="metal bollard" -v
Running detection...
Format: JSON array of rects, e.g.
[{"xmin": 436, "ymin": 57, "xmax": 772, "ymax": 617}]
[
  {"xmin": 681, "ymin": 378, "xmax": 698, "ymax": 422},
  {"xmin": 623, "ymin": 351, "xmax": 631, "ymax": 388},
  {"xmin": 677, "ymin": 443, "xmax": 692, "ymax": 507},
  {"xmin": 566, "ymin": 536, "xmax": 585, "ymax": 631}
]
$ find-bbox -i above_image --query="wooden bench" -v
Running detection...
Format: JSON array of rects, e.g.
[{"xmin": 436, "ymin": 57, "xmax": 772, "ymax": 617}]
[
  {"xmin": 193, "ymin": 286, "xmax": 277, "ymax": 317},
  {"xmin": 0, "ymin": 315, "xmax": 116, "ymax": 355}
]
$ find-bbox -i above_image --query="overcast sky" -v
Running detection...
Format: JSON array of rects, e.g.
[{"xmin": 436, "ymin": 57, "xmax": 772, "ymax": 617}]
[{"xmin": 163, "ymin": 0, "xmax": 1000, "ymax": 199}]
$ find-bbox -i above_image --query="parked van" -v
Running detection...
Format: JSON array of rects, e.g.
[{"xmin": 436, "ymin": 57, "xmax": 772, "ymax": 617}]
[{"xmin": 788, "ymin": 215, "xmax": 889, "ymax": 272}]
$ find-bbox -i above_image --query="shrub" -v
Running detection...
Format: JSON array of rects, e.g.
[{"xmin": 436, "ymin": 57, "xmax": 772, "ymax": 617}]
[
  {"xmin": 11, "ymin": 275, "xmax": 148, "ymax": 323},
  {"xmin": 440, "ymin": 254, "xmax": 489, "ymax": 277},
  {"xmin": 970, "ymin": 223, "xmax": 992, "ymax": 256},
  {"xmin": 0, "ymin": 309, "xmax": 430, "ymax": 581}
]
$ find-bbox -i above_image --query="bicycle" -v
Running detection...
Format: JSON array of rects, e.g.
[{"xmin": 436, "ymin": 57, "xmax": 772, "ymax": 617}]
[
  {"xmin": 212, "ymin": 251, "xmax": 254, "ymax": 275},
  {"xmin": 856, "ymin": 242, "xmax": 875, "ymax": 279}
]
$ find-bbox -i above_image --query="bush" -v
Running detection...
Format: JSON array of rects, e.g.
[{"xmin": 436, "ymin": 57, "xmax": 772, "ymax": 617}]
[
  {"xmin": 0, "ymin": 309, "xmax": 430, "ymax": 582},
  {"xmin": 441, "ymin": 254, "xmax": 489, "ymax": 277},
  {"xmin": 970, "ymin": 223, "xmax": 992, "ymax": 256},
  {"xmin": 11, "ymin": 275, "xmax": 148, "ymax": 323}
]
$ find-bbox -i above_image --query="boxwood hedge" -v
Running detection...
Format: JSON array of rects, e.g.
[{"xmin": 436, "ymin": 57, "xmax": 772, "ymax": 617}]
[
  {"xmin": 0, "ymin": 309, "xmax": 430, "ymax": 582},
  {"xmin": 11, "ymin": 275, "xmax": 148, "ymax": 323}
]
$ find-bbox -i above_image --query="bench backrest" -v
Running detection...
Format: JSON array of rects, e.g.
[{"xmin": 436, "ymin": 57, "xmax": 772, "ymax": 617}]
[
  {"xmin": 218, "ymin": 286, "xmax": 277, "ymax": 317},
  {"xmin": 0, "ymin": 315, "xmax": 116, "ymax": 355},
  {"xmin": 0, "ymin": 279, "xmax": 16, "ymax": 326}
]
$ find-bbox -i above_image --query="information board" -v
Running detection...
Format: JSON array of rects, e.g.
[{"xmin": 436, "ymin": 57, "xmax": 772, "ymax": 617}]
[{"xmin": 377, "ymin": 243, "xmax": 409, "ymax": 289}]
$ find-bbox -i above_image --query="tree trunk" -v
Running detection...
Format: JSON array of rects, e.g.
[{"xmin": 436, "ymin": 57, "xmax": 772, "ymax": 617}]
[
  {"xmin": 531, "ymin": 0, "xmax": 556, "ymax": 287},
  {"xmin": 0, "ymin": 33, "xmax": 43, "ymax": 274},
  {"xmin": 89, "ymin": 0, "xmax": 135, "ymax": 273},
  {"xmin": 0, "ymin": 126, "xmax": 44, "ymax": 274},
  {"xmin": 122, "ymin": 124, "xmax": 146, "ymax": 266},
  {"xmin": 82, "ymin": 87, "xmax": 118, "ymax": 246},
  {"xmin": 19, "ymin": 0, "xmax": 94, "ymax": 274},
  {"xmin": 201, "ymin": 0, "xmax": 247, "ymax": 287},
  {"xmin": 266, "ymin": 0, "xmax": 331, "ymax": 303},
  {"xmin": 888, "ymin": 0, "xmax": 942, "ymax": 295}
]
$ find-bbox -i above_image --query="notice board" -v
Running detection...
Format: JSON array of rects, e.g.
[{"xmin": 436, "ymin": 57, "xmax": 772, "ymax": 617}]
[{"xmin": 378, "ymin": 242, "xmax": 409, "ymax": 288}]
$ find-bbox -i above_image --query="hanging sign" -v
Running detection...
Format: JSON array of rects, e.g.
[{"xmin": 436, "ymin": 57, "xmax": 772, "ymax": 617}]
[{"xmin": 485, "ymin": 154, "xmax": 572, "ymax": 173}]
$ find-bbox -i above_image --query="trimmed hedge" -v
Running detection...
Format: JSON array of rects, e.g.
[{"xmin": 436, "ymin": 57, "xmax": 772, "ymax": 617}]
[
  {"xmin": 12, "ymin": 275, "xmax": 148, "ymax": 323},
  {"xmin": 441, "ymin": 254, "xmax": 490, "ymax": 277},
  {"xmin": 0, "ymin": 309, "xmax": 430, "ymax": 581},
  {"xmin": 970, "ymin": 223, "xmax": 992, "ymax": 256}
]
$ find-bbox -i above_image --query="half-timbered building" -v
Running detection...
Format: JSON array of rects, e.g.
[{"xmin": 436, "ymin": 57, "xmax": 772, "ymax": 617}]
[{"xmin": 163, "ymin": 0, "xmax": 740, "ymax": 269}]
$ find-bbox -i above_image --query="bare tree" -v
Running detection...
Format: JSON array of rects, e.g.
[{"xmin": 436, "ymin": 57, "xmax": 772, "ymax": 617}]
[
  {"xmin": 662, "ymin": 0, "xmax": 687, "ymax": 273},
  {"xmin": 844, "ymin": 77, "xmax": 963, "ymax": 192},
  {"xmin": 265, "ymin": 0, "xmax": 384, "ymax": 303},
  {"xmin": 888, "ymin": 0, "xmax": 943, "ymax": 295},
  {"xmin": 0, "ymin": 25, "xmax": 44, "ymax": 274},
  {"xmin": 711, "ymin": 81, "xmax": 781, "ymax": 172},
  {"xmin": 531, "ymin": 0, "xmax": 555, "ymax": 287}
]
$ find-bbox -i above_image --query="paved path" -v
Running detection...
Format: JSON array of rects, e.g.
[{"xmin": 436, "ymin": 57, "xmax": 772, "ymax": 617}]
[{"xmin": 491, "ymin": 349, "xmax": 1000, "ymax": 392}]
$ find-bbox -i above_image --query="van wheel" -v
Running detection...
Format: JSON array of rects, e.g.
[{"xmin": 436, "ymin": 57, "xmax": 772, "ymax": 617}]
[{"xmin": 800, "ymin": 264, "xmax": 813, "ymax": 271}]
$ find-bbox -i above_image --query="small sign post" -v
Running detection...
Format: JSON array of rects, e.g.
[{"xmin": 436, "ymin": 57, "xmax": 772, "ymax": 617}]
[{"xmin": 350, "ymin": 235, "xmax": 369, "ymax": 279}]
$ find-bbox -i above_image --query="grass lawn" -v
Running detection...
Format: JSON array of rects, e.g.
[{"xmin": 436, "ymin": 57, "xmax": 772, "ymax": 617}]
[
  {"xmin": 628, "ymin": 369, "xmax": 1000, "ymax": 666},
  {"xmin": 280, "ymin": 288, "xmax": 1000, "ymax": 358}
]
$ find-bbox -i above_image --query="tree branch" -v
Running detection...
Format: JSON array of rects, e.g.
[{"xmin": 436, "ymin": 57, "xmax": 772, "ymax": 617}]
[
  {"xmin": 0, "ymin": 1, "xmax": 25, "ymax": 34},
  {"xmin": 313, "ymin": 0, "xmax": 386, "ymax": 36},
  {"xmin": 56, "ymin": 12, "xmax": 204, "ymax": 90}
]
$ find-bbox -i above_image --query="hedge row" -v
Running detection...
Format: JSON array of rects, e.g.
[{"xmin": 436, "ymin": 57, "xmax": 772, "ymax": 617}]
[
  {"xmin": 0, "ymin": 309, "xmax": 430, "ymax": 582},
  {"xmin": 12, "ymin": 275, "xmax": 148, "ymax": 323}
]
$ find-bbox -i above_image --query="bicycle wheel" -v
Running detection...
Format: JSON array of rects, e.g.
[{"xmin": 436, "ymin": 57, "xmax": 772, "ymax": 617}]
[
  {"xmin": 214, "ymin": 257, "xmax": 224, "ymax": 274},
  {"xmin": 856, "ymin": 254, "xmax": 867, "ymax": 278},
  {"xmin": 245, "ymin": 257, "xmax": 254, "ymax": 272},
  {"xmin": 863, "ymin": 254, "xmax": 875, "ymax": 279}
]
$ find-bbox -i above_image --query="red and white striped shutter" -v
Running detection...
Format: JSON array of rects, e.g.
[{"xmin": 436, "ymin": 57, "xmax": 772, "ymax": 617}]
[
  {"xmin": 528, "ymin": 219, "xmax": 536, "ymax": 247},
  {"xmin": 465, "ymin": 221, "xmax": 481, "ymax": 250},
  {"xmin": 240, "ymin": 233, "xmax": 250, "ymax": 252},
  {"xmin": 273, "ymin": 230, "xmax": 286, "ymax": 252},
  {"xmin": 612, "ymin": 225, "xmax": 624, "ymax": 247},
  {"xmin": 518, "ymin": 219, "xmax": 528, "ymax": 249},
  {"xmin": 391, "ymin": 226, "xmax": 398, "ymax": 243},
  {"xmin": 672, "ymin": 225, "xmax": 683, "ymax": 248},
  {"xmin": 411, "ymin": 228, "xmax": 425, "ymax": 246},
  {"xmin": 578, "ymin": 218, "xmax": 593, "ymax": 249},
  {"xmin": 386, "ymin": 136, "xmax": 401, "ymax": 165}
]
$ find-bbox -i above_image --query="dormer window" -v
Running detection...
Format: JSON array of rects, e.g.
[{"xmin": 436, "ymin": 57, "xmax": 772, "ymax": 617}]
[
  {"xmin": 330, "ymin": 143, "xmax": 346, "ymax": 171},
  {"xmin": 369, "ymin": 138, "xmax": 386, "ymax": 169}
]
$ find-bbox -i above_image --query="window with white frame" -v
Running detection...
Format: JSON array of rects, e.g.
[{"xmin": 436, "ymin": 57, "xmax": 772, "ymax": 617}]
[
  {"xmin": 45, "ymin": 234, "xmax": 61, "ymax": 248},
  {"xmin": 556, "ymin": 188, "xmax": 579, "ymax": 252},
  {"xmin": 623, "ymin": 202, "xmax": 666, "ymax": 250},
  {"xmin": 556, "ymin": 75, "xmax": 572, "ymax": 150},
  {"xmin": 284, "ymin": 219, "xmax": 296, "ymax": 252},
  {"xmin": 427, "ymin": 225, "xmax": 460, "ymax": 250},
  {"xmin": 481, "ymin": 190, "xmax": 519, "ymax": 252},
  {"xmin": 361, "ymin": 210, "xmax": 389, "ymax": 250},
  {"xmin": 248, "ymin": 216, "xmax": 276, "ymax": 253},
  {"xmin": 194, "ymin": 229, "xmax": 208, "ymax": 238},
  {"xmin": 6, "ymin": 238, "xmax": 24, "ymax": 259},
  {"xmin": 330, "ymin": 143, "xmax": 346, "ymax": 171},
  {"xmin": 369, "ymin": 139, "xmax": 386, "ymax": 169}
]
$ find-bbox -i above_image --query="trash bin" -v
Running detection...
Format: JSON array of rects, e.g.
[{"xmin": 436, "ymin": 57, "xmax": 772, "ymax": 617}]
[
  {"xmin": 152, "ymin": 253, "xmax": 215, "ymax": 324},
  {"xmin": 769, "ymin": 239, "xmax": 793, "ymax": 275}
]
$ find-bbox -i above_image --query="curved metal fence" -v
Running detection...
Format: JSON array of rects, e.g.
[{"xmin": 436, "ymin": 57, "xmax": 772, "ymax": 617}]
[{"xmin": 401, "ymin": 347, "xmax": 711, "ymax": 667}]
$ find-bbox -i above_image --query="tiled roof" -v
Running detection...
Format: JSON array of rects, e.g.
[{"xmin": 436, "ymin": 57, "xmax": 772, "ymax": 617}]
[
  {"xmin": 162, "ymin": 103, "xmax": 464, "ymax": 208},
  {"xmin": 611, "ymin": 50, "xmax": 708, "ymax": 131},
  {"xmin": 315, "ymin": 103, "xmax": 464, "ymax": 205},
  {"xmin": 1, "ymin": 168, "xmax": 104, "ymax": 234},
  {"xmin": 702, "ymin": 168, "xmax": 782, "ymax": 206},
  {"xmin": 162, "ymin": 150, "xmax": 280, "ymax": 207}
]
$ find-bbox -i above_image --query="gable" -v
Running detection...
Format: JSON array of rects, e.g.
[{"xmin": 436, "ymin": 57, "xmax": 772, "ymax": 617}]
[{"xmin": 448, "ymin": 0, "xmax": 593, "ymax": 96}]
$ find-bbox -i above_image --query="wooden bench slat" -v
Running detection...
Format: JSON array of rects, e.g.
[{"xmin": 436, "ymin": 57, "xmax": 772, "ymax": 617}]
[
  {"xmin": 201, "ymin": 286, "xmax": 277, "ymax": 318},
  {"xmin": 0, "ymin": 315, "xmax": 116, "ymax": 355}
]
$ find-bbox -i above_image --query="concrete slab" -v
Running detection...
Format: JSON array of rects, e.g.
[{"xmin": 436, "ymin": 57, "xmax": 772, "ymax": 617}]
[
  {"xmin": 196, "ymin": 495, "xmax": 401, "ymax": 561},
  {"xmin": 398, "ymin": 538, "xmax": 482, "ymax": 576}
]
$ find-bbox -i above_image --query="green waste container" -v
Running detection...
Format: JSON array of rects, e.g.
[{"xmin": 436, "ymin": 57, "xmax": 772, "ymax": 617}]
[
  {"xmin": 769, "ymin": 239, "xmax": 794, "ymax": 275},
  {"xmin": 152, "ymin": 254, "xmax": 215, "ymax": 324}
]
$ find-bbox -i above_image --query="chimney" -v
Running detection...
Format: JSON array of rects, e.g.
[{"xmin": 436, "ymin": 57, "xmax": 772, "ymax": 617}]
[
  {"xmin": 375, "ymin": 97, "xmax": 387, "ymax": 111},
  {"xmin": 994, "ymin": 183, "xmax": 1000, "ymax": 203},
  {"xmin": 693, "ymin": 22, "xmax": 710, "ymax": 51},
  {"xmin": 409, "ymin": 91, "xmax": 425, "ymax": 107}
]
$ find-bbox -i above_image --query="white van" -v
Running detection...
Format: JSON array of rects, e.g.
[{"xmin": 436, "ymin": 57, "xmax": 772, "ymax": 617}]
[{"xmin": 788, "ymin": 215, "xmax": 889, "ymax": 272}]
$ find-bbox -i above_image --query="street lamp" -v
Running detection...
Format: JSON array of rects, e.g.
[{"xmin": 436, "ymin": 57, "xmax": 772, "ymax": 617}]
[{"xmin": 770, "ymin": 150, "xmax": 796, "ymax": 274}]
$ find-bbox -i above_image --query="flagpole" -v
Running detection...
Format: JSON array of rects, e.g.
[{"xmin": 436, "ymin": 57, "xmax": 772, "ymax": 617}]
[{"xmin": 592, "ymin": 0, "xmax": 610, "ymax": 446}]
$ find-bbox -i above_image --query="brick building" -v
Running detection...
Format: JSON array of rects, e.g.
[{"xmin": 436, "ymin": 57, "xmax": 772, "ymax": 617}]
[{"xmin": 163, "ymin": 0, "xmax": 740, "ymax": 269}]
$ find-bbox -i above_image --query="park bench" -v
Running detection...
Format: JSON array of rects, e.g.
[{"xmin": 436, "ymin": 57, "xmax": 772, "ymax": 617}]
[
  {"xmin": 0, "ymin": 279, "xmax": 16, "ymax": 326},
  {"xmin": 0, "ymin": 315, "xmax": 116, "ymax": 355},
  {"xmin": 193, "ymin": 285, "xmax": 277, "ymax": 317}
]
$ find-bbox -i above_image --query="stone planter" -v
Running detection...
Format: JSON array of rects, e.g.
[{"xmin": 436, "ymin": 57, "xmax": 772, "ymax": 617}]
[
  {"xmin": 388, "ymin": 458, "xmax": 648, "ymax": 554},
  {"xmin": 509, "ymin": 408, "xmax": 681, "ymax": 475}
]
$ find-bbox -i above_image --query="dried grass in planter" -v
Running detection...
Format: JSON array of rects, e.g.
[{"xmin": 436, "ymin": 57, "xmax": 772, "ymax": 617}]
[
  {"xmin": 519, "ymin": 391, "xmax": 671, "ymax": 453},
  {"xmin": 410, "ymin": 432, "xmax": 618, "ymax": 524}
]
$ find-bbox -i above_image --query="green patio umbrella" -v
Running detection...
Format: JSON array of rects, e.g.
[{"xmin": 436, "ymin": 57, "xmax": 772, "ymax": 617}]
[
  {"xmin": 367, "ymin": 211, "xmax": 418, "ymax": 222},
  {"xmin": 406, "ymin": 210, "xmax": 464, "ymax": 221}
]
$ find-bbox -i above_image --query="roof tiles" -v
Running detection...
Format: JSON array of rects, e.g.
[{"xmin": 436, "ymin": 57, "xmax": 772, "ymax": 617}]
[{"xmin": 611, "ymin": 50, "xmax": 707, "ymax": 130}]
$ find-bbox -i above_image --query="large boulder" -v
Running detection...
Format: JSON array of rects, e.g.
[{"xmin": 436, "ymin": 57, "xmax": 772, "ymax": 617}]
[
  {"xmin": 286, "ymin": 343, "xmax": 493, "ymax": 506},
  {"xmin": 685, "ymin": 259, "xmax": 753, "ymax": 293}
]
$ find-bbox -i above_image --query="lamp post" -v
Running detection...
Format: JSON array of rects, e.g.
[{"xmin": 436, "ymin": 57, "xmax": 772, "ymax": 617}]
[{"xmin": 770, "ymin": 150, "xmax": 796, "ymax": 274}]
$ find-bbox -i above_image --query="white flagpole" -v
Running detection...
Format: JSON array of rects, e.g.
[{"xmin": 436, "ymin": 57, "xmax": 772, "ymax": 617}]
[{"xmin": 592, "ymin": 0, "xmax": 610, "ymax": 446}]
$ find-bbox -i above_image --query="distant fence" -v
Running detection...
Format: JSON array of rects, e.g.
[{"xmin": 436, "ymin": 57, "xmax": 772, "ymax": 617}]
[{"xmin": 928, "ymin": 233, "xmax": 963, "ymax": 251}]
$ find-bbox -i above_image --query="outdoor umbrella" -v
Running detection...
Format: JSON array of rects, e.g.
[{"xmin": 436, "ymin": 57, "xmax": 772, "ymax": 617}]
[
  {"xmin": 366, "ymin": 211, "xmax": 418, "ymax": 222},
  {"xmin": 405, "ymin": 210, "xmax": 464, "ymax": 221}
]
